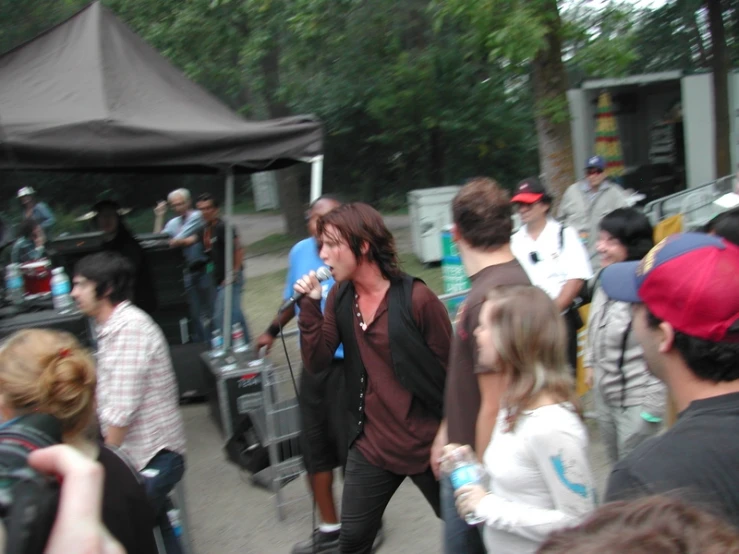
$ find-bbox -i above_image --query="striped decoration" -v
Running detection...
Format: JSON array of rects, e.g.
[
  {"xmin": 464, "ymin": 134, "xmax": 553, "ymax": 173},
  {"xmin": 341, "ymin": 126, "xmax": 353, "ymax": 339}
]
[{"xmin": 594, "ymin": 92, "xmax": 625, "ymax": 177}]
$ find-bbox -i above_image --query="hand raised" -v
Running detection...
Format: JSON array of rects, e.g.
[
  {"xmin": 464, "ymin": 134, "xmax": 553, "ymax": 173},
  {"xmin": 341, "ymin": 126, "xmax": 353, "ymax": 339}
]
[{"xmin": 293, "ymin": 271, "xmax": 323, "ymax": 301}]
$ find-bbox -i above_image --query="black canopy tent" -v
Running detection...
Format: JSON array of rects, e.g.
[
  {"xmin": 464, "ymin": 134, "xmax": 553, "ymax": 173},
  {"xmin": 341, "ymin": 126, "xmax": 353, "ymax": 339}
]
[{"xmin": 0, "ymin": 1, "xmax": 324, "ymax": 344}]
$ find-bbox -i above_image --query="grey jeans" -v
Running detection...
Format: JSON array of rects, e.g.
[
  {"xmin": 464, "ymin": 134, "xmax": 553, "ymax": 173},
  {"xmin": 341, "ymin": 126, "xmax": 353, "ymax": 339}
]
[{"xmin": 594, "ymin": 387, "xmax": 663, "ymax": 465}]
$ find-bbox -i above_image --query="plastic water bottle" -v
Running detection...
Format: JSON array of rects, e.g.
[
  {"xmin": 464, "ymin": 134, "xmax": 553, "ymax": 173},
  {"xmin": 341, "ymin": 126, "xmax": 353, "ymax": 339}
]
[
  {"xmin": 5, "ymin": 264, "xmax": 24, "ymax": 305},
  {"xmin": 50, "ymin": 267, "xmax": 73, "ymax": 313},
  {"xmin": 231, "ymin": 323, "xmax": 248, "ymax": 353},
  {"xmin": 210, "ymin": 330, "xmax": 225, "ymax": 358},
  {"xmin": 443, "ymin": 446, "xmax": 486, "ymax": 525},
  {"xmin": 167, "ymin": 508, "xmax": 183, "ymax": 538}
]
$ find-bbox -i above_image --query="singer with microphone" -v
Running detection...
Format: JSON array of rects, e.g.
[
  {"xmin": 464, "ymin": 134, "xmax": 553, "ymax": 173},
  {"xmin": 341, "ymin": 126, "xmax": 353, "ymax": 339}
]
[
  {"xmin": 293, "ymin": 202, "xmax": 452, "ymax": 554},
  {"xmin": 258, "ymin": 196, "xmax": 371, "ymax": 554}
]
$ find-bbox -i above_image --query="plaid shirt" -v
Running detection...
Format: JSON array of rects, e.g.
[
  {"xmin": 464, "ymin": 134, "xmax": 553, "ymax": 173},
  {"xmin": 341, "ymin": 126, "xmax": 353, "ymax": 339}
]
[{"xmin": 96, "ymin": 301, "xmax": 186, "ymax": 470}]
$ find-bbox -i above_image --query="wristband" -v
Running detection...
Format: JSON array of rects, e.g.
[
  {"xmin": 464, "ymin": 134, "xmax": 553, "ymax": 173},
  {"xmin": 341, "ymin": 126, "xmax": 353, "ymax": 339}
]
[
  {"xmin": 640, "ymin": 411, "xmax": 662, "ymax": 423},
  {"xmin": 267, "ymin": 322, "xmax": 280, "ymax": 338}
]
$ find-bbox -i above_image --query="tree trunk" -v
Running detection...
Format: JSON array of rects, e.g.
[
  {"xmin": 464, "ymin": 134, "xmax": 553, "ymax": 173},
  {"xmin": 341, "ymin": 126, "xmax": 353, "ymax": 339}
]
[
  {"xmin": 707, "ymin": 0, "xmax": 731, "ymax": 177},
  {"xmin": 260, "ymin": 41, "xmax": 308, "ymax": 240},
  {"xmin": 531, "ymin": 0, "xmax": 575, "ymax": 201}
]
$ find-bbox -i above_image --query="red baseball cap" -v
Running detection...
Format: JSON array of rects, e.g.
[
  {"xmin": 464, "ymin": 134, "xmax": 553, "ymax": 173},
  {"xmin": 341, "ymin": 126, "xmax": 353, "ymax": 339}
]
[
  {"xmin": 601, "ymin": 233, "xmax": 739, "ymax": 342},
  {"xmin": 511, "ymin": 177, "xmax": 547, "ymax": 204}
]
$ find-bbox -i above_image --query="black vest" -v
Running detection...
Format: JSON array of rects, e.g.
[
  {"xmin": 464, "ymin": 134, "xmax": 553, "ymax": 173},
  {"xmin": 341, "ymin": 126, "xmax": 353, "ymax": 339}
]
[{"xmin": 335, "ymin": 275, "xmax": 447, "ymax": 447}]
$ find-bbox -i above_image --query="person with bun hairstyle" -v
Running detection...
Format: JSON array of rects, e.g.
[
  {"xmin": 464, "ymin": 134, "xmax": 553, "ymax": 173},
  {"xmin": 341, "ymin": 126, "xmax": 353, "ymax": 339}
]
[{"xmin": 0, "ymin": 328, "xmax": 157, "ymax": 554}]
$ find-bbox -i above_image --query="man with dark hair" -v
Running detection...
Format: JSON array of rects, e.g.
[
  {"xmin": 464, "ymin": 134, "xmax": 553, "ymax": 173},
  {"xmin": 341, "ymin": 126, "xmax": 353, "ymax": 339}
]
[
  {"xmin": 293, "ymin": 202, "xmax": 452, "ymax": 553},
  {"xmin": 71, "ymin": 251, "xmax": 187, "ymax": 553},
  {"xmin": 257, "ymin": 195, "xmax": 377, "ymax": 554},
  {"xmin": 600, "ymin": 233, "xmax": 739, "ymax": 528},
  {"xmin": 432, "ymin": 177, "xmax": 530, "ymax": 554},
  {"xmin": 195, "ymin": 193, "xmax": 249, "ymax": 340},
  {"xmin": 510, "ymin": 177, "xmax": 592, "ymax": 368},
  {"xmin": 558, "ymin": 155, "xmax": 629, "ymax": 267}
]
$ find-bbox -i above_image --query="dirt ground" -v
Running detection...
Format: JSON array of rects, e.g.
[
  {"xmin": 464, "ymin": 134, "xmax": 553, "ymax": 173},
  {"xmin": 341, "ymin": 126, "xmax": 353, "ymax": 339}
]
[{"xmin": 179, "ymin": 212, "xmax": 611, "ymax": 554}]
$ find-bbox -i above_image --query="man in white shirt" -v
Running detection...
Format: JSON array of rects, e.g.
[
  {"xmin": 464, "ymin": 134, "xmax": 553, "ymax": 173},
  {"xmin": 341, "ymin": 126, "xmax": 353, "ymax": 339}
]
[
  {"xmin": 72, "ymin": 251, "xmax": 187, "ymax": 554},
  {"xmin": 510, "ymin": 177, "xmax": 593, "ymax": 369}
]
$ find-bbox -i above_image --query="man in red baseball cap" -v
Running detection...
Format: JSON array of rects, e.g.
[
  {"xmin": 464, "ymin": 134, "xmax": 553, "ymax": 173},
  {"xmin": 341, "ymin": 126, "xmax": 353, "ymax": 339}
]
[{"xmin": 600, "ymin": 232, "xmax": 739, "ymax": 528}]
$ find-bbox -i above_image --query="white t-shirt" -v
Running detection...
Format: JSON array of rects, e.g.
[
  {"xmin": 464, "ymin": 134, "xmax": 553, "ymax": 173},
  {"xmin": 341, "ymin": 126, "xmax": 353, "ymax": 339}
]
[
  {"xmin": 475, "ymin": 403, "xmax": 596, "ymax": 554},
  {"xmin": 511, "ymin": 219, "xmax": 593, "ymax": 302}
]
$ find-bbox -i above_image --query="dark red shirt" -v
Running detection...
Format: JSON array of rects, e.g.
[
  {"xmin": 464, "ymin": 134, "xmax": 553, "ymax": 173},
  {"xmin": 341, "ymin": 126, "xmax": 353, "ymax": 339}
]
[
  {"xmin": 299, "ymin": 281, "xmax": 452, "ymax": 475},
  {"xmin": 444, "ymin": 261, "xmax": 530, "ymax": 448}
]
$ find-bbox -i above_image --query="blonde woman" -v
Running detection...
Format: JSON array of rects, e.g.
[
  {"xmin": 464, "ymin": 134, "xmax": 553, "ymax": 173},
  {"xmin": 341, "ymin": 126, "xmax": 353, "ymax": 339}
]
[
  {"xmin": 452, "ymin": 285, "xmax": 596, "ymax": 553},
  {"xmin": 0, "ymin": 329, "xmax": 157, "ymax": 554}
]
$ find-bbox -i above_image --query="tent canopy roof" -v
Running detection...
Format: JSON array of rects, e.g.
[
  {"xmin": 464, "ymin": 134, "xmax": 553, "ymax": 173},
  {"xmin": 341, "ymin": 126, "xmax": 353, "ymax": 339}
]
[{"xmin": 0, "ymin": 2, "xmax": 322, "ymax": 173}]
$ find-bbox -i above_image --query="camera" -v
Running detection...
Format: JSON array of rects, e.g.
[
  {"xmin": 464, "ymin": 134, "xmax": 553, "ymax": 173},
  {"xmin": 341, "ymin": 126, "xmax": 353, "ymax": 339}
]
[{"xmin": 0, "ymin": 414, "xmax": 61, "ymax": 554}]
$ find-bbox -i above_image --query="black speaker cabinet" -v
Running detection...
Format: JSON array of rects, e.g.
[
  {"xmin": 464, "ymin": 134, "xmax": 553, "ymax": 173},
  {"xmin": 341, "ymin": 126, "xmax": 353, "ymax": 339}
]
[
  {"xmin": 170, "ymin": 342, "xmax": 210, "ymax": 401},
  {"xmin": 0, "ymin": 309, "xmax": 93, "ymax": 347}
]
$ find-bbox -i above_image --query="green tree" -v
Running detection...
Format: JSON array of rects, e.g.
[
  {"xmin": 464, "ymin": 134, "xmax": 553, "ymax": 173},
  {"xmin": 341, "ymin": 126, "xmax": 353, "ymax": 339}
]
[{"xmin": 432, "ymin": 0, "xmax": 575, "ymax": 198}]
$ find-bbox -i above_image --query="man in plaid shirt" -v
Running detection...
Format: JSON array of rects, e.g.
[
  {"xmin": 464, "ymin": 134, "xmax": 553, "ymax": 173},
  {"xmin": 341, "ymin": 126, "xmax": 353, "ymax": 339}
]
[{"xmin": 72, "ymin": 251, "xmax": 186, "ymax": 554}]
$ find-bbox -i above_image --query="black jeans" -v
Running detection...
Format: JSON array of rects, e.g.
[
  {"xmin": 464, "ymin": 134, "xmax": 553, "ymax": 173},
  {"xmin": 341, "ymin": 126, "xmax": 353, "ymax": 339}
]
[{"xmin": 339, "ymin": 445, "xmax": 440, "ymax": 554}]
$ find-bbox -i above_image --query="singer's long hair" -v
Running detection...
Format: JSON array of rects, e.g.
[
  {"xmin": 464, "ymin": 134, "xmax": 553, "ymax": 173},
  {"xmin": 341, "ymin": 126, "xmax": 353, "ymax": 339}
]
[
  {"xmin": 317, "ymin": 202, "xmax": 402, "ymax": 280},
  {"xmin": 482, "ymin": 285, "xmax": 581, "ymax": 431}
]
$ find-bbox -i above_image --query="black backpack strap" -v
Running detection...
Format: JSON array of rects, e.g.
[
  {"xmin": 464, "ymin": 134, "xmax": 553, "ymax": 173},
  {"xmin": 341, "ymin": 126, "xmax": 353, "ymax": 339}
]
[{"xmin": 388, "ymin": 275, "xmax": 446, "ymax": 419}]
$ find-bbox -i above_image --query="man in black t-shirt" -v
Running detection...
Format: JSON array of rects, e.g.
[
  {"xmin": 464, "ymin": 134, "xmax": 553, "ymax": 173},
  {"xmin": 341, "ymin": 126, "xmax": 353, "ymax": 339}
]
[
  {"xmin": 600, "ymin": 233, "xmax": 739, "ymax": 528},
  {"xmin": 195, "ymin": 194, "xmax": 249, "ymax": 341}
]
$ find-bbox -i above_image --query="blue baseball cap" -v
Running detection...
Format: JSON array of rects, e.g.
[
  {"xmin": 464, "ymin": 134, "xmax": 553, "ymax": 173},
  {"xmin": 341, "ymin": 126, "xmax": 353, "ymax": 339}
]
[
  {"xmin": 601, "ymin": 233, "xmax": 739, "ymax": 342},
  {"xmin": 586, "ymin": 156, "xmax": 605, "ymax": 171}
]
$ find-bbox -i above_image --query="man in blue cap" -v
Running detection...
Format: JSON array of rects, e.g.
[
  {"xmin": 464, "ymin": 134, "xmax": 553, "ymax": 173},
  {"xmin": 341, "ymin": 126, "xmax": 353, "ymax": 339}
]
[{"xmin": 557, "ymin": 155, "xmax": 629, "ymax": 268}]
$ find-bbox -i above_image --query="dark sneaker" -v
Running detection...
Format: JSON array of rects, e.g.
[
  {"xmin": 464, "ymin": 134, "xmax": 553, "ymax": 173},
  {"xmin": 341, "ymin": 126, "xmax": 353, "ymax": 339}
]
[
  {"xmin": 371, "ymin": 524, "xmax": 385, "ymax": 552},
  {"xmin": 291, "ymin": 529, "xmax": 340, "ymax": 554}
]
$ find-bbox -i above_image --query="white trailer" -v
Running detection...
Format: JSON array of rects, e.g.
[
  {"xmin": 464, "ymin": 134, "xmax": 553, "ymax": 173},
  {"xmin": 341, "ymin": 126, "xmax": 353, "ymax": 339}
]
[{"xmin": 567, "ymin": 70, "xmax": 739, "ymax": 198}]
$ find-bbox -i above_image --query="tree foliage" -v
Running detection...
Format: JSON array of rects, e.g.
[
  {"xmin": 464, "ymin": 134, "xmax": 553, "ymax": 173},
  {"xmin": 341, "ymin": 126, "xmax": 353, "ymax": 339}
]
[{"xmin": 1, "ymin": 0, "xmax": 738, "ymax": 224}]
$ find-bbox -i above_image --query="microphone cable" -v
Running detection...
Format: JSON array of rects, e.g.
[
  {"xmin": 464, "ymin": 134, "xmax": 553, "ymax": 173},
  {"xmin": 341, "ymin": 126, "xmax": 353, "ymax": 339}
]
[{"xmin": 276, "ymin": 318, "xmax": 320, "ymax": 554}]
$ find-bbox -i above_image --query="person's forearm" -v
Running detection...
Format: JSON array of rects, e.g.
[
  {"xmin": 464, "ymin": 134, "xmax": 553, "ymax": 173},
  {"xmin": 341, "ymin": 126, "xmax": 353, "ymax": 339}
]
[
  {"xmin": 104, "ymin": 425, "xmax": 129, "ymax": 448},
  {"xmin": 555, "ymin": 280, "xmax": 584, "ymax": 311},
  {"xmin": 234, "ymin": 245, "xmax": 244, "ymax": 272},
  {"xmin": 298, "ymin": 297, "xmax": 337, "ymax": 373},
  {"xmin": 153, "ymin": 215, "xmax": 164, "ymax": 234},
  {"xmin": 265, "ymin": 305, "xmax": 296, "ymax": 335},
  {"xmin": 474, "ymin": 403, "xmax": 497, "ymax": 460}
]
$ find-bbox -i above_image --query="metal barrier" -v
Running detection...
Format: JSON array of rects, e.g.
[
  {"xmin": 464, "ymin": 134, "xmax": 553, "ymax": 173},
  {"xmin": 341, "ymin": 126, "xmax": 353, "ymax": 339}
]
[{"xmin": 643, "ymin": 174, "xmax": 734, "ymax": 228}]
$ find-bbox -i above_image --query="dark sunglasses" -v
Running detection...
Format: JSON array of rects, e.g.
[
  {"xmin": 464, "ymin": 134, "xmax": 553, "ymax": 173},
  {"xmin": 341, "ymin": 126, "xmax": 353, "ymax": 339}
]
[{"xmin": 586, "ymin": 168, "xmax": 603, "ymax": 175}]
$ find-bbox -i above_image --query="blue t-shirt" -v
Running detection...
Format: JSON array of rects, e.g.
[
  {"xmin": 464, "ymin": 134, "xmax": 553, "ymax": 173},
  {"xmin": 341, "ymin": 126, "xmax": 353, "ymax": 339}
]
[
  {"xmin": 163, "ymin": 210, "xmax": 206, "ymax": 265},
  {"xmin": 285, "ymin": 237, "xmax": 343, "ymax": 359}
]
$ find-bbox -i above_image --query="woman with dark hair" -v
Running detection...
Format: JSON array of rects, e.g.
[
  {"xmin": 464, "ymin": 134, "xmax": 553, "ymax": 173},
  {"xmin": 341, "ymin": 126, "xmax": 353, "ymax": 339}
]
[
  {"xmin": 584, "ymin": 208, "xmax": 666, "ymax": 465},
  {"xmin": 94, "ymin": 200, "xmax": 157, "ymax": 314}
]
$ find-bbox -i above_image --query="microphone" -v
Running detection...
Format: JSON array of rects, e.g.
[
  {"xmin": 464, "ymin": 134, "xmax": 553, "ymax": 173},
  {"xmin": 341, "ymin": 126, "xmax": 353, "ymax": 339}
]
[{"xmin": 278, "ymin": 266, "xmax": 332, "ymax": 313}]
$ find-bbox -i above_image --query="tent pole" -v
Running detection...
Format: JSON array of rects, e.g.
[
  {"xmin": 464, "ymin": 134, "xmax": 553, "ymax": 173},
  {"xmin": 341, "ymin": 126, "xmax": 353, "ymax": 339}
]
[
  {"xmin": 309, "ymin": 155, "xmax": 324, "ymax": 202},
  {"xmin": 223, "ymin": 168, "xmax": 235, "ymax": 349}
]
